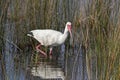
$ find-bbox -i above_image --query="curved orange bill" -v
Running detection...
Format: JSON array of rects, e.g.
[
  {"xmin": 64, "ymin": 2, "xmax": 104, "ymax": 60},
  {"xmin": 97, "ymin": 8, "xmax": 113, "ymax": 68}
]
[
  {"xmin": 68, "ymin": 27, "xmax": 73, "ymax": 43},
  {"xmin": 69, "ymin": 29, "xmax": 72, "ymax": 39}
]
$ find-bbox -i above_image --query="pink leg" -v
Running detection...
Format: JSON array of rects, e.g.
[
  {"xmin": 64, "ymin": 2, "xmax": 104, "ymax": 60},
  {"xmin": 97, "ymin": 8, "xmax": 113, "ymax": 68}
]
[
  {"xmin": 36, "ymin": 44, "xmax": 47, "ymax": 57},
  {"xmin": 49, "ymin": 47, "xmax": 53, "ymax": 59}
]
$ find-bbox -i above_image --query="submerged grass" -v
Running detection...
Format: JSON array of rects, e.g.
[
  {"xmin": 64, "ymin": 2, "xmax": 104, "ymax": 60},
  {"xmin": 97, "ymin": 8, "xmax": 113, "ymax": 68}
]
[{"xmin": 0, "ymin": 0, "xmax": 120, "ymax": 80}]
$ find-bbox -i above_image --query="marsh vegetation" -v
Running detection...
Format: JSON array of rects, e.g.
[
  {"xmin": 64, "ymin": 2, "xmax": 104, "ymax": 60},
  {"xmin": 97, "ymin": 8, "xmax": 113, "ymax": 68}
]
[{"xmin": 0, "ymin": 0, "xmax": 120, "ymax": 80}]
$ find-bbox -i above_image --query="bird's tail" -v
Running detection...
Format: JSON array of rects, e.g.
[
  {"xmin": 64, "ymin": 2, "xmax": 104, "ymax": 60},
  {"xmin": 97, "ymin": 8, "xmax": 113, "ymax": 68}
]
[{"xmin": 27, "ymin": 32, "xmax": 34, "ymax": 37}]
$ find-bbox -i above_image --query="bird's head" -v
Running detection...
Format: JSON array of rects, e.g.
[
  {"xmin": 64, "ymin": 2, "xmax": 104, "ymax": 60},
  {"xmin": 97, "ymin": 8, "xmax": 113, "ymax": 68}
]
[{"xmin": 66, "ymin": 22, "xmax": 72, "ymax": 39}]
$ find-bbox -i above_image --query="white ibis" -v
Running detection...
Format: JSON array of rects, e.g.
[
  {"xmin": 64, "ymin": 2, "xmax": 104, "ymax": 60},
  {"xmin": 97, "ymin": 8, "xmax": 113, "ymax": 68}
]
[{"xmin": 27, "ymin": 22, "xmax": 72, "ymax": 58}]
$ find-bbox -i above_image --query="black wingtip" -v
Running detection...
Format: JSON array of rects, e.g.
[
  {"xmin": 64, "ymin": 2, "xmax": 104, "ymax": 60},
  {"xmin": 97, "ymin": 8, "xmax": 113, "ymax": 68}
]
[{"xmin": 27, "ymin": 32, "xmax": 34, "ymax": 37}]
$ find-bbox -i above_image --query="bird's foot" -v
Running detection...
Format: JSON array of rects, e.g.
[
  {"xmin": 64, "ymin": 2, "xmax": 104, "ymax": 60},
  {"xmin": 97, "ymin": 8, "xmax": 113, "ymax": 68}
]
[{"xmin": 36, "ymin": 50, "xmax": 47, "ymax": 58}]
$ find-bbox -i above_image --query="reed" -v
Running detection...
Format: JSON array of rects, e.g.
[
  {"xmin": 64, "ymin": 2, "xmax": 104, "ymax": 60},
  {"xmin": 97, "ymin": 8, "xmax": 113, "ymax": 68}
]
[{"xmin": 78, "ymin": 0, "xmax": 120, "ymax": 79}]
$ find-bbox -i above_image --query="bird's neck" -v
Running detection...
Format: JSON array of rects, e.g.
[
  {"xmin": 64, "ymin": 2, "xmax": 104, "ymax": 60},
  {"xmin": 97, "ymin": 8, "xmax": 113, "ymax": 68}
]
[{"xmin": 58, "ymin": 28, "xmax": 69, "ymax": 44}]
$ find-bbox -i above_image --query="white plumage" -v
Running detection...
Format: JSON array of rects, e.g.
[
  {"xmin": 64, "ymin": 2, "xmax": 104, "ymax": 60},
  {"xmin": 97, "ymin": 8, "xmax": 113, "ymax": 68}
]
[
  {"xmin": 27, "ymin": 22, "xmax": 72, "ymax": 58},
  {"xmin": 30, "ymin": 30, "xmax": 63, "ymax": 46}
]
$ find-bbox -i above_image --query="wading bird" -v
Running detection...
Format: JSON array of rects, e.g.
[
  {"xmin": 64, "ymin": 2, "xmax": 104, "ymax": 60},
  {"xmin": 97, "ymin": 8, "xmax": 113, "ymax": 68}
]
[{"xmin": 27, "ymin": 22, "xmax": 72, "ymax": 58}]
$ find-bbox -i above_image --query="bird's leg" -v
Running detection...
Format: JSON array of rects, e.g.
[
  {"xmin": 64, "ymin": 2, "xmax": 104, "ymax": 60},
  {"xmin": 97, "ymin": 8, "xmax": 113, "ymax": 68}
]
[
  {"xmin": 36, "ymin": 44, "xmax": 47, "ymax": 57},
  {"xmin": 49, "ymin": 47, "xmax": 53, "ymax": 59}
]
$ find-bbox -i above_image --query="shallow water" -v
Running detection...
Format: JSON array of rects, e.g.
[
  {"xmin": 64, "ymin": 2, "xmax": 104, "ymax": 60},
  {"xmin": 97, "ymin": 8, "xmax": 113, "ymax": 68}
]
[
  {"xmin": 1, "ymin": 27, "xmax": 65, "ymax": 80},
  {"xmin": 1, "ymin": 36, "xmax": 88, "ymax": 80}
]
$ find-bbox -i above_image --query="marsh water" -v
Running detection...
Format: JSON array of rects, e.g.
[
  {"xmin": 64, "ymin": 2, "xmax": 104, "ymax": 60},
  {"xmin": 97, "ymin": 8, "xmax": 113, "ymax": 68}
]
[
  {"xmin": 0, "ymin": 23, "xmax": 88, "ymax": 80},
  {"xmin": 1, "ymin": 32, "xmax": 87, "ymax": 80}
]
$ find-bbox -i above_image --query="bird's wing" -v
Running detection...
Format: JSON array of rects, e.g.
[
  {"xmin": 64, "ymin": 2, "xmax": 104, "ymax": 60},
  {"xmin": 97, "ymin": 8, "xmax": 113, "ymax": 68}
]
[{"xmin": 31, "ymin": 29, "xmax": 62, "ymax": 46}]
